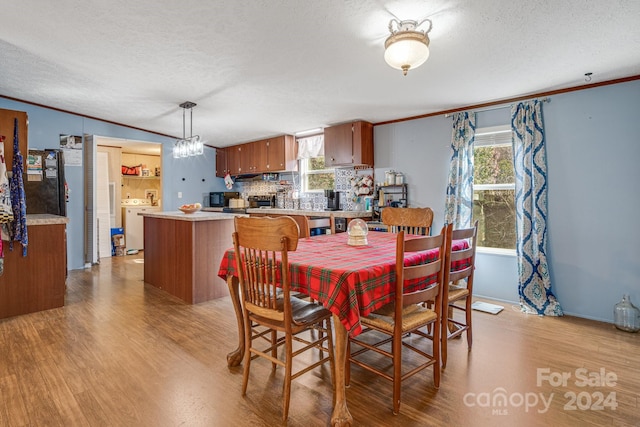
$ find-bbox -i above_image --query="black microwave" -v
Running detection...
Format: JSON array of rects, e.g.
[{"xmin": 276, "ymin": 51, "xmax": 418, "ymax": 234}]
[{"xmin": 210, "ymin": 192, "xmax": 239, "ymax": 207}]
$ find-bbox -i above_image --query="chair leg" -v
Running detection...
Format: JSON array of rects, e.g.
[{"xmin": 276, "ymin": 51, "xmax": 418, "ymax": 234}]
[
  {"xmin": 282, "ymin": 334, "xmax": 293, "ymax": 421},
  {"xmin": 447, "ymin": 305, "xmax": 458, "ymax": 335},
  {"xmin": 465, "ymin": 298, "xmax": 473, "ymax": 350},
  {"xmin": 318, "ymin": 322, "xmax": 325, "ymax": 358},
  {"xmin": 392, "ymin": 329, "xmax": 402, "ymax": 415},
  {"xmin": 241, "ymin": 314, "xmax": 252, "ymax": 396},
  {"xmin": 433, "ymin": 319, "xmax": 441, "ymax": 388},
  {"xmin": 441, "ymin": 310, "xmax": 448, "ymax": 369},
  {"xmin": 271, "ymin": 329, "xmax": 278, "ymax": 371}
]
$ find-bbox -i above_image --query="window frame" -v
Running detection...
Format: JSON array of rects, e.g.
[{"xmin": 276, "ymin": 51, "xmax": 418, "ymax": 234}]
[
  {"xmin": 473, "ymin": 125, "xmax": 516, "ymax": 255},
  {"xmin": 299, "ymin": 156, "xmax": 335, "ymax": 193}
]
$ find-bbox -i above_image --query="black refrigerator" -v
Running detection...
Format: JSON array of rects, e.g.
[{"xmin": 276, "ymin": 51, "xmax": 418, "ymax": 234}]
[{"xmin": 24, "ymin": 149, "xmax": 66, "ymax": 216}]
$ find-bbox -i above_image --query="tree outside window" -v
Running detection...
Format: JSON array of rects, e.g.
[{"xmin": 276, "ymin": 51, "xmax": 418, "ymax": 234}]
[
  {"xmin": 302, "ymin": 156, "xmax": 334, "ymax": 192},
  {"xmin": 473, "ymin": 126, "xmax": 516, "ymax": 250}
]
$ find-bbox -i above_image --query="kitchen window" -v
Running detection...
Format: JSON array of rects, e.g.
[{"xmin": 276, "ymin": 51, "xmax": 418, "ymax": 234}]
[
  {"xmin": 297, "ymin": 134, "xmax": 334, "ymax": 192},
  {"xmin": 473, "ymin": 125, "xmax": 516, "ymax": 251},
  {"xmin": 300, "ymin": 156, "xmax": 335, "ymax": 192}
]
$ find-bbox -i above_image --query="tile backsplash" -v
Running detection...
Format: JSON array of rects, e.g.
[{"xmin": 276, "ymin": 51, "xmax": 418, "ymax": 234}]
[{"xmin": 234, "ymin": 168, "xmax": 371, "ymax": 211}]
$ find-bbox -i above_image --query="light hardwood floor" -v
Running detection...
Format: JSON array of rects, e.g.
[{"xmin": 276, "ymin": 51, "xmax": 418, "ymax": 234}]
[{"xmin": 1, "ymin": 255, "xmax": 638, "ymax": 426}]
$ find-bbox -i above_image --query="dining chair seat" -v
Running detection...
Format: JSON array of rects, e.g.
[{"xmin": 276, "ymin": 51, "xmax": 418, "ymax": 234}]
[
  {"xmin": 361, "ymin": 303, "xmax": 436, "ymax": 333},
  {"xmin": 249, "ymin": 297, "xmax": 332, "ymax": 329},
  {"xmin": 447, "ymin": 284, "xmax": 470, "ymax": 301}
]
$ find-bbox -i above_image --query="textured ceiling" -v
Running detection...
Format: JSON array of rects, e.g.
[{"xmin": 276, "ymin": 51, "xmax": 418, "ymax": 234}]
[{"xmin": 1, "ymin": 0, "xmax": 639, "ymax": 148}]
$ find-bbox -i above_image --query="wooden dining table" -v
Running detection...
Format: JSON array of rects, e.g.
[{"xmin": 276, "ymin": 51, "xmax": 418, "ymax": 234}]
[{"xmin": 217, "ymin": 231, "xmax": 468, "ymax": 426}]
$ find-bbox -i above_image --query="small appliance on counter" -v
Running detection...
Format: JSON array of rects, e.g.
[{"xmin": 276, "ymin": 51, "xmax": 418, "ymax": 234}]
[
  {"xmin": 223, "ymin": 197, "xmax": 251, "ymax": 214},
  {"xmin": 248, "ymin": 194, "xmax": 275, "ymax": 208},
  {"xmin": 325, "ymin": 190, "xmax": 340, "ymax": 211},
  {"xmin": 209, "ymin": 191, "xmax": 239, "ymax": 207}
]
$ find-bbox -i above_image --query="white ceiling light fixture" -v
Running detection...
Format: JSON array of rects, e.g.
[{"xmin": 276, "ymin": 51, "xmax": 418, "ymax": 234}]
[
  {"xmin": 173, "ymin": 101, "xmax": 204, "ymax": 159},
  {"xmin": 384, "ymin": 18, "xmax": 432, "ymax": 76}
]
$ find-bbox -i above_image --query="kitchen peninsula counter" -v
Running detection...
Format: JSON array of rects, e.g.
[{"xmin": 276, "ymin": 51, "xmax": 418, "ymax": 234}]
[
  {"xmin": 244, "ymin": 208, "xmax": 371, "ymax": 218},
  {"xmin": 140, "ymin": 211, "xmax": 244, "ymax": 304},
  {"xmin": 245, "ymin": 208, "xmax": 372, "ymax": 231},
  {"xmin": 0, "ymin": 214, "xmax": 69, "ymax": 319},
  {"xmin": 143, "ymin": 210, "xmax": 245, "ymax": 221}
]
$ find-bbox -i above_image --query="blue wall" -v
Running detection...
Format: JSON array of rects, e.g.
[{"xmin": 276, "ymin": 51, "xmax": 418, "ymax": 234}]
[
  {"xmin": 0, "ymin": 98, "xmax": 224, "ymax": 270},
  {"xmin": 4, "ymin": 79, "xmax": 639, "ymax": 321},
  {"xmin": 374, "ymin": 79, "xmax": 640, "ymax": 322},
  {"xmin": 544, "ymin": 81, "xmax": 640, "ymax": 321}
]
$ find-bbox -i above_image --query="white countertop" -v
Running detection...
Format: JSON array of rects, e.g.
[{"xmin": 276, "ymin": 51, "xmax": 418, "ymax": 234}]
[
  {"xmin": 139, "ymin": 211, "xmax": 246, "ymax": 221},
  {"xmin": 26, "ymin": 214, "xmax": 69, "ymax": 225}
]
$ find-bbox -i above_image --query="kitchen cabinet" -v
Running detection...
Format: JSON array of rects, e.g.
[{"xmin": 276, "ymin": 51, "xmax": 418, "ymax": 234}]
[
  {"xmin": 215, "ymin": 148, "xmax": 228, "ymax": 177},
  {"xmin": 261, "ymin": 135, "xmax": 296, "ymax": 172},
  {"xmin": 241, "ymin": 142, "xmax": 257, "ymax": 173},
  {"xmin": 250, "ymin": 139, "xmax": 268, "ymax": 172},
  {"xmin": 226, "ymin": 143, "xmax": 252, "ymax": 175},
  {"xmin": 0, "ymin": 217, "xmax": 67, "ymax": 319},
  {"xmin": 225, "ymin": 135, "xmax": 296, "ymax": 175},
  {"xmin": 324, "ymin": 120, "xmax": 373, "ymax": 167},
  {"xmin": 225, "ymin": 145, "xmax": 238, "ymax": 174},
  {"xmin": 0, "ymin": 108, "xmax": 29, "ymax": 173}
]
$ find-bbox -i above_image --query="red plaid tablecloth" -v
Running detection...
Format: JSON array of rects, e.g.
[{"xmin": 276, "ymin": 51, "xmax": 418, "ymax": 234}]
[{"xmin": 218, "ymin": 232, "xmax": 468, "ymax": 337}]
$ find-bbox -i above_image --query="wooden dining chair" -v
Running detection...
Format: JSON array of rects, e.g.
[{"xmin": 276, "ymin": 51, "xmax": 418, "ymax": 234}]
[
  {"xmin": 290, "ymin": 214, "xmax": 335, "ymax": 236},
  {"xmin": 441, "ymin": 220, "xmax": 478, "ymax": 369},
  {"xmin": 381, "ymin": 207, "xmax": 434, "ymax": 236},
  {"xmin": 286, "ymin": 214, "xmax": 311, "ymax": 238},
  {"xmin": 232, "ymin": 216, "xmax": 335, "ymax": 421},
  {"xmin": 328, "ymin": 213, "xmax": 336, "ymax": 234},
  {"xmin": 346, "ymin": 226, "xmax": 447, "ymax": 415}
]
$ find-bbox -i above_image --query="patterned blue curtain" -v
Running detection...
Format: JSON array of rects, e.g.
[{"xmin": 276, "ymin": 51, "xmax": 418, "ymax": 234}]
[
  {"xmin": 511, "ymin": 101, "xmax": 562, "ymax": 316},
  {"xmin": 445, "ymin": 112, "xmax": 475, "ymax": 228}
]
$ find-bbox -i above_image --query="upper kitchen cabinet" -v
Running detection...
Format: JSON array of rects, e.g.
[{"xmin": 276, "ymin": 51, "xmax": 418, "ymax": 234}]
[
  {"xmin": 226, "ymin": 142, "xmax": 252, "ymax": 175},
  {"xmin": 224, "ymin": 135, "xmax": 296, "ymax": 175},
  {"xmin": 324, "ymin": 120, "xmax": 373, "ymax": 167},
  {"xmin": 251, "ymin": 138, "xmax": 269, "ymax": 172},
  {"xmin": 262, "ymin": 135, "xmax": 296, "ymax": 172},
  {"xmin": 0, "ymin": 108, "xmax": 29, "ymax": 173},
  {"xmin": 215, "ymin": 148, "xmax": 228, "ymax": 177}
]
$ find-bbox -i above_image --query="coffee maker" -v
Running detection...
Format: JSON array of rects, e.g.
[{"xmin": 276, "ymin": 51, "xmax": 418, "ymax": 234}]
[{"xmin": 325, "ymin": 190, "xmax": 340, "ymax": 211}]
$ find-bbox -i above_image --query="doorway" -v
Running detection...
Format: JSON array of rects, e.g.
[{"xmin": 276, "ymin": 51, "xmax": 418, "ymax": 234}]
[{"xmin": 84, "ymin": 135, "xmax": 162, "ymax": 265}]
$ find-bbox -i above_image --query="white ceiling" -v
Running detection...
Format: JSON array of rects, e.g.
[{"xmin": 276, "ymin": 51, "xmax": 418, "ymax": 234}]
[{"xmin": 1, "ymin": 0, "xmax": 639, "ymax": 149}]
